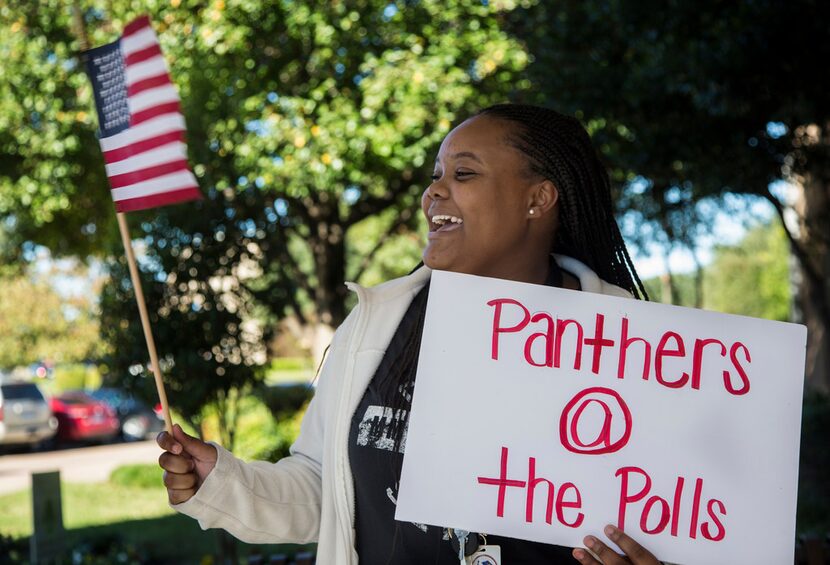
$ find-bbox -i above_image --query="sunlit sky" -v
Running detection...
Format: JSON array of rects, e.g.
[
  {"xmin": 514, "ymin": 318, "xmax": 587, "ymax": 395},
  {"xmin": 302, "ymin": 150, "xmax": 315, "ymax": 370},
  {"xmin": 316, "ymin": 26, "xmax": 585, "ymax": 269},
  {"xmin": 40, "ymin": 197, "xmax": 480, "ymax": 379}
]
[{"xmin": 626, "ymin": 194, "xmax": 776, "ymax": 279}]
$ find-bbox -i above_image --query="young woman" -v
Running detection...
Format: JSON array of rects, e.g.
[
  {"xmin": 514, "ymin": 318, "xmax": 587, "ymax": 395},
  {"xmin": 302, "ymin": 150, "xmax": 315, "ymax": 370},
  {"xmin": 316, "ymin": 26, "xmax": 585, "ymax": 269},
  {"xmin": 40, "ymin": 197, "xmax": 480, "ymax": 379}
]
[{"xmin": 157, "ymin": 104, "xmax": 662, "ymax": 564}]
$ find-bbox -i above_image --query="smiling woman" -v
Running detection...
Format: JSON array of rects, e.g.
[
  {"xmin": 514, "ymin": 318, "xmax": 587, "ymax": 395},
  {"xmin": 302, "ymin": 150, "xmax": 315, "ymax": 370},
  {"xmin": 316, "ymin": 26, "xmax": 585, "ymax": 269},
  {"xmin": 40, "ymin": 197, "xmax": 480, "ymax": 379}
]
[{"xmin": 157, "ymin": 104, "xmax": 656, "ymax": 564}]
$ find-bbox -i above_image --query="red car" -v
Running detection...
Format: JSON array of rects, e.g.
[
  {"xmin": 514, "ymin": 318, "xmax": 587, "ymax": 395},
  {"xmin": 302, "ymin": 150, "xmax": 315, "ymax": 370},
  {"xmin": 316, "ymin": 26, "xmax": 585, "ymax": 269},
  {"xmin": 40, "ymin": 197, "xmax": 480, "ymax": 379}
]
[{"xmin": 49, "ymin": 391, "xmax": 120, "ymax": 443}]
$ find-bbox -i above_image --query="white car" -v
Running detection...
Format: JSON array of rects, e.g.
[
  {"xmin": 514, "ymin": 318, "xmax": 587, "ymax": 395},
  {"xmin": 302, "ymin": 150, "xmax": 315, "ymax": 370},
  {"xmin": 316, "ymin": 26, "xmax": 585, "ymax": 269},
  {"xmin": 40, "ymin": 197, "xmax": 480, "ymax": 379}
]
[{"xmin": 0, "ymin": 381, "xmax": 58, "ymax": 449}]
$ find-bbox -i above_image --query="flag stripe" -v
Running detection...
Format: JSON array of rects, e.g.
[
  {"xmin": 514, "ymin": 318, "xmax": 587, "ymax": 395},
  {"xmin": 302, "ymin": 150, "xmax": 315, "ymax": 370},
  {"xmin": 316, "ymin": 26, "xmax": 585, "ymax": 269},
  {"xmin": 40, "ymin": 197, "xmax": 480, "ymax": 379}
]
[
  {"xmin": 124, "ymin": 43, "xmax": 162, "ymax": 66},
  {"xmin": 127, "ymin": 73, "xmax": 170, "ymax": 97},
  {"xmin": 121, "ymin": 26, "xmax": 156, "ymax": 55},
  {"xmin": 111, "ymin": 169, "xmax": 197, "ymax": 201},
  {"xmin": 128, "ymin": 83, "xmax": 179, "ymax": 115},
  {"xmin": 115, "ymin": 187, "xmax": 202, "ymax": 213},
  {"xmin": 125, "ymin": 56, "xmax": 167, "ymax": 87},
  {"xmin": 130, "ymin": 100, "xmax": 180, "ymax": 126},
  {"xmin": 122, "ymin": 15, "xmax": 151, "ymax": 38},
  {"xmin": 108, "ymin": 158, "xmax": 191, "ymax": 189},
  {"xmin": 105, "ymin": 140, "xmax": 188, "ymax": 176},
  {"xmin": 100, "ymin": 113, "xmax": 185, "ymax": 152}
]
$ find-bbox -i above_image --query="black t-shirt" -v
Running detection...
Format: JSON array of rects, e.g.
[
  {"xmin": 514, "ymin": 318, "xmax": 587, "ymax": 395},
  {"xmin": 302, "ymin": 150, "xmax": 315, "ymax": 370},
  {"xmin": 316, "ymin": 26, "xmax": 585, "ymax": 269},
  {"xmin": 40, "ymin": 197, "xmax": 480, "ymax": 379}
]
[{"xmin": 348, "ymin": 267, "xmax": 576, "ymax": 564}]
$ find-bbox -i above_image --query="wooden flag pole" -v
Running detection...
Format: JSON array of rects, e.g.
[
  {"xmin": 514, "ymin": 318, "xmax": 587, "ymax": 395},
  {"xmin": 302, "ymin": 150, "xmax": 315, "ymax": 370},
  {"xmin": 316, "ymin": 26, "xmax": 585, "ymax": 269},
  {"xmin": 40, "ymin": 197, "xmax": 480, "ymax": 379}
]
[
  {"xmin": 71, "ymin": 1, "xmax": 173, "ymax": 434},
  {"xmin": 116, "ymin": 213, "xmax": 174, "ymax": 434}
]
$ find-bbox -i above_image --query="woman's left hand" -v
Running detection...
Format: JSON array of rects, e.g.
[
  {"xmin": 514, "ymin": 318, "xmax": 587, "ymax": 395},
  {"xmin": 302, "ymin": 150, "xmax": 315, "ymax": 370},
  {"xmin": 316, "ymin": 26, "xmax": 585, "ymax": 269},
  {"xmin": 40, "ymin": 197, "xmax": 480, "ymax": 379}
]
[{"xmin": 572, "ymin": 525, "xmax": 661, "ymax": 564}]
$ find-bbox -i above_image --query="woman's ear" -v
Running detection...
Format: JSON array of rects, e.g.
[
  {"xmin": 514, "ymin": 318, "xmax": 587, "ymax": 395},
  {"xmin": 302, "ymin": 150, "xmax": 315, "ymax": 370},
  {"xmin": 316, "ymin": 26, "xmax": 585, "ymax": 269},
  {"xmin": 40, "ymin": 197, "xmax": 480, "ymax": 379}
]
[{"xmin": 528, "ymin": 179, "xmax": 559, "ymax": 218}]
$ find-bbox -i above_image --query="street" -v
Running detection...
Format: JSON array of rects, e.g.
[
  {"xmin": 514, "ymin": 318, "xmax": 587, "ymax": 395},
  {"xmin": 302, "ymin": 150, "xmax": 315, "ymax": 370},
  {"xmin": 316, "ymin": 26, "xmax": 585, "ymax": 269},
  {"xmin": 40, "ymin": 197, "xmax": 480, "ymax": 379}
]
[{"xmin": 0, "ymin": 440, "xmax": 161, "ymax": 495}]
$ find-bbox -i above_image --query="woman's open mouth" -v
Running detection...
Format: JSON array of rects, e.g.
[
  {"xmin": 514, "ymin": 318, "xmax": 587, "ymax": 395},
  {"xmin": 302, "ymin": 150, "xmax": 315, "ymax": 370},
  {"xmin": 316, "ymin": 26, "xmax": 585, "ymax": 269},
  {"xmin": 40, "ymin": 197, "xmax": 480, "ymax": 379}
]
[{"xmin": 430, "ymin": 214, "xmax": 464, "ymax": 235}]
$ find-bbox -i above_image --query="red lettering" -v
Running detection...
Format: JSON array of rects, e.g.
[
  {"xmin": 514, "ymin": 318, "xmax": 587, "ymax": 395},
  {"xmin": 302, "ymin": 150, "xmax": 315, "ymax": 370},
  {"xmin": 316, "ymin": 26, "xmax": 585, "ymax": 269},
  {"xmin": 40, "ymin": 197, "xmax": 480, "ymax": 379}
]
[
  {"xmin": 556, "ymin": 482, "xmax": 584, "ymax": 528},
  {"xmin": 689, "ymin": 477, "xmax": 704, "ymax": 539},
  {"xmin": 487, "ymin": 299, "xmax": 530, "ymax": 360},
  {"xmin": 584, "ymin": 314, "xmax": 615, "ymax": 374},
  {"xmin": 560, "ymin": 388, "xmax": 632, "ymax": 455},
  {"xmin": 523, "ymin": 312, "xmax": 554, "ymax": 367},
  {"xmin": 615, "ymin": 466, "xmax": 651, "ymax": 530},
  {"xmin": 655, "ymin": 331, "xmax": 689, "ymax": 388},
  {"xmin": 691, "ymin": 338, "xmax": 727, "ymax": 390},
  {"xmin": 671, "ymin": 476, "xmax": 685, "ymax": 537},
  {"xmin": 611, "ymin": 467, "xmax": 727, "ymax": 542},
  {"xmin": 477, "ymin": 446, "xmax": 527, "ymax": 517},
  {"xmin": 702, "ymin": 498, "xmax": 727, "ymax": 541},
  {"xmin": 640, "ymin": 495, "xmax": 671, "ymax": 534},
  {"xmin": 554, "ymin": 319, "xmax": 584, "ymax": 370},
  {"xmin": 569, "ymin": 399, "xmax": 613, "ymax": 449},
  {"xmin": 726, "ymin": 342, "xmax": 751, "ymax": 395},
  {"xmin": 617, "ymin": 317, "xmax": 652, "ymax": 380},
  {"xmin": 526, "ymin": 457, "xmax": 555, "ymax": 524},
  {"xmin": 480, "ymin": 448, "xmax": 584, "ymax": 529}
]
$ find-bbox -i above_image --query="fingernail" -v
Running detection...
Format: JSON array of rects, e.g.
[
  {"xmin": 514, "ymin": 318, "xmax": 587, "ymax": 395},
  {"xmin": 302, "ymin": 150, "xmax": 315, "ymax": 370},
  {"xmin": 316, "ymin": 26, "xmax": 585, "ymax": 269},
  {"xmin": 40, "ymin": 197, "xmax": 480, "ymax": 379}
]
[
  {"xmin": 584, "ymin": 536, "xmax": 596, "ymax": 548},
  {"xmin": 172, "ymin": 444, "xmax": 182, "ymax": 454},
  {"xmin": 604, "ymin": 524, "xmax": 617, "ymax": 537},
  {"xmin": 572, "ymin": 548, "xmax": 584, "ymax": 559}
]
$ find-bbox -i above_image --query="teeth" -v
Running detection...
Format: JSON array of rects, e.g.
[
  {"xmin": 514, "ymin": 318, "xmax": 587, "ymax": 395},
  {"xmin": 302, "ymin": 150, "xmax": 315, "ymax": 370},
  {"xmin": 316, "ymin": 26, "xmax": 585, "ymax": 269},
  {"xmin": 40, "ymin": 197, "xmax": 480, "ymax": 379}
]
[{"xmin": 432, "ymin": 214, "xmax": 463, "ymax": 226}]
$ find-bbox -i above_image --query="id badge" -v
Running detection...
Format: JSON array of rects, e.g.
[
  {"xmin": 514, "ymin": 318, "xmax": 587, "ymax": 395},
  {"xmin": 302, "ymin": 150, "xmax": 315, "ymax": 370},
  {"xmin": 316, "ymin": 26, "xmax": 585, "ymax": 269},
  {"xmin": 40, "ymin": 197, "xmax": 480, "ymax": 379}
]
[{"xmin": 466, "ymin": 545, "xmax": 501, "ymax": 565}]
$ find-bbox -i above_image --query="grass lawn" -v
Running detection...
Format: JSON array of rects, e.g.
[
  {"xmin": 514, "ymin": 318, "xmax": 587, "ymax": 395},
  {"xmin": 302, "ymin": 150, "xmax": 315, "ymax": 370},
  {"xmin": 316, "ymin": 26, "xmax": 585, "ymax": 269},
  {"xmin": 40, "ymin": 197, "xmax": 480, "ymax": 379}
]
[
  {"xmin": 0, "ymin": 477, "xmax": 313, "ymax": 563},
  {"xmin": 265, "ymin": 368, "xmax": 315, "ymax": 385}
]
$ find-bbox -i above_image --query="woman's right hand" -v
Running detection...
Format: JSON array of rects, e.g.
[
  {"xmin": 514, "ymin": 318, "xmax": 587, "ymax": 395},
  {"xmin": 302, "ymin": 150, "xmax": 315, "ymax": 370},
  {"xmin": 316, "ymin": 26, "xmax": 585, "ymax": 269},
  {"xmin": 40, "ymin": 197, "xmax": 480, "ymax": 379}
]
[{"xmin": 157, "ymin": 423, "xmax": 218, "ymax": 504}]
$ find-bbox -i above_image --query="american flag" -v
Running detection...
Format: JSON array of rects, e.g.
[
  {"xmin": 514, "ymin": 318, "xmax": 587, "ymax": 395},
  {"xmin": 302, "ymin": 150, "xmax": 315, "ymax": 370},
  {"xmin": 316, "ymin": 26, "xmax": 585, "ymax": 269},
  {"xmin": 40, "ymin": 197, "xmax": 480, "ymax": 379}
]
[{"xmin": 84, "ymin": 15, "xmax": 201, "ymax": 213}]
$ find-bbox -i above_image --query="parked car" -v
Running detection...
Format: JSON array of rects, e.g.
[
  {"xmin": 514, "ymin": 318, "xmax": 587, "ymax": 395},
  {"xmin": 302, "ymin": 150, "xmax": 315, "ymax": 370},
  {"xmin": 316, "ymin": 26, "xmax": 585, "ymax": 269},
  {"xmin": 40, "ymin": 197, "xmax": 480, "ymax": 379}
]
[
  {"xmin": 87, "ymin": 387, "xmax": 165, "ymax": 441},
  {"xmin": 49, "ymin": 391, "xmax": 120, "ymax": 444},
  {"xmin": 0, "ymin": 381, "xmax": 58, "ymax": 449}
]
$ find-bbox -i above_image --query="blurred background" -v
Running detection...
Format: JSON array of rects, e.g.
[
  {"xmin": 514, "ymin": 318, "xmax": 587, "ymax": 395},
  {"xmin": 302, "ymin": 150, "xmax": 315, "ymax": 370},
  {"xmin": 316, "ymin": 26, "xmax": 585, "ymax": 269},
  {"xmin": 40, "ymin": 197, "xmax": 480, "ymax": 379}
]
[{"xmin": 0, "ymin": 0, "xmax": 827, "ymax": 563}]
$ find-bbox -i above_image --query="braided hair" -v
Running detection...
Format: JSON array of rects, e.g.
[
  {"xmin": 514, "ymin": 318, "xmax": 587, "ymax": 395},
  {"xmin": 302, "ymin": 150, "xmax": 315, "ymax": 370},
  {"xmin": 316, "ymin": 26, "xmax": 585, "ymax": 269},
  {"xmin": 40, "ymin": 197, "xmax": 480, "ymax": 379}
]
[{"xmin": 478, "ymin": 103, "xmax": 647, "ymax": 299}]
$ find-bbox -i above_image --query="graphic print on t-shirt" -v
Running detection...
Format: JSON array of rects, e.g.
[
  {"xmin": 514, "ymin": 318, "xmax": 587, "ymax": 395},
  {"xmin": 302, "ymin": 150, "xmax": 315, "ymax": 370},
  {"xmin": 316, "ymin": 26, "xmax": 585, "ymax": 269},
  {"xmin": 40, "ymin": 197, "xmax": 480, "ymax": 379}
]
[
  {"xmin": 356, "ymin": 404, "xmax": 409, "ymax": 453},
  {"xmin": 355, "ymin": 379, "xmax": 413, "ymax": 452},
  {"xmin": 353, "ymin": 381, "xmax": 440, "ymax": 535}
]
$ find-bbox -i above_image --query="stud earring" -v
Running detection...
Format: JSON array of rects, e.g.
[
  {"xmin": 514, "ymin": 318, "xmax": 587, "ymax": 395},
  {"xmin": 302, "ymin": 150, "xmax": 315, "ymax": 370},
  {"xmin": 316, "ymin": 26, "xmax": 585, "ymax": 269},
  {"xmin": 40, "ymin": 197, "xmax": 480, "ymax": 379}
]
[{"xmin": 529, "ymin": 209, "xmax": 535, "ymax": 215}]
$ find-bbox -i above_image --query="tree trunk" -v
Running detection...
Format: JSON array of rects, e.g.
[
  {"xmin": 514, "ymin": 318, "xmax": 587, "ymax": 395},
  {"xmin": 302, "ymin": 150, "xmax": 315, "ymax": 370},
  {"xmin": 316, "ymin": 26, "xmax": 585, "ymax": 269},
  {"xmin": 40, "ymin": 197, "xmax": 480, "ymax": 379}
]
[
  {"xmin": 792, "ymin": 170, "xmax": 830, "ymax": 395},
  {"xmin": 308, "ymin": 216, "xmax": 348, "ymax": 366},
  {"xmin": 691, "ymin": 250, "xmax": 704, "ymax": 309},
  {"xmin": 660, "ymin": 250, "xmax": 678, "ymax": 305}
]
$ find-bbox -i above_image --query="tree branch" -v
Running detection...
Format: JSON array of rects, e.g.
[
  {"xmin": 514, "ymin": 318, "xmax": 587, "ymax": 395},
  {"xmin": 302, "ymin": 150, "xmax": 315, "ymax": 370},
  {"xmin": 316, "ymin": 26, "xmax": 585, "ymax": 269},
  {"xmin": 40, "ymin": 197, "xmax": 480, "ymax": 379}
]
[
  {"xmin": 345, "ymin": 182, "xmax": 417, "ymax": 228},
  {"xmin": 762, "ymin": 188, "xmax": 830, "ymax": 326},
  {"xmin": 349, "ymin": 208, "xmax": 417, "ymax": 283}
]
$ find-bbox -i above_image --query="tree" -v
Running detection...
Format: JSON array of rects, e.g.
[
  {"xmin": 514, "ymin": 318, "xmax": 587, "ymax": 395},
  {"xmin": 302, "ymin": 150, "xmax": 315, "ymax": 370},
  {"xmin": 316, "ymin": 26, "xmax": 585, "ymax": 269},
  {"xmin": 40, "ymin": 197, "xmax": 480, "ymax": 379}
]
[
  {"xmin": 0, "ymin": 272, "xmax": 100, "ymax": 370},
  {"xmin": 704, "ymin": 221, "xmax": 791, "ymax": 322},
  {"xmin": 0, "ymin": 0, "xmax": 119, "ymax": 258},
  {"xmin": 642, "ymin": 220, "xmax": 792, "ymax": 321},
  {"xmin": 516, "ymin": 0, "xmax": 830, "ymax": 391},
  {"xmin": 1, "ymin": 1, "xmax": 534, "ymax": 359}
]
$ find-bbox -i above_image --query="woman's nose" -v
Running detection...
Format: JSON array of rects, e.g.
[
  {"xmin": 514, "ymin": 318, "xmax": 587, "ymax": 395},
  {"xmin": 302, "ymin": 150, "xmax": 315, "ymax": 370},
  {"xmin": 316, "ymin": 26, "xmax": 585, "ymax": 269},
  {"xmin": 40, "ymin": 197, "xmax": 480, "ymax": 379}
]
[{"xmin": 425, "ymin": 179, "xmax": 448, "ymax": 200}]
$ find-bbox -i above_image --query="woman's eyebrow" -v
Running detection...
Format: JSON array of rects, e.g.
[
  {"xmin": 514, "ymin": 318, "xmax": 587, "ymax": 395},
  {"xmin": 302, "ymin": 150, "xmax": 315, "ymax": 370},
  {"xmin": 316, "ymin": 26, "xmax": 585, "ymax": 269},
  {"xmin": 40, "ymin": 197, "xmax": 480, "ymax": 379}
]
[{"xmin": 434, "ymin": 151, "xmax": 484, "ymax": 165}]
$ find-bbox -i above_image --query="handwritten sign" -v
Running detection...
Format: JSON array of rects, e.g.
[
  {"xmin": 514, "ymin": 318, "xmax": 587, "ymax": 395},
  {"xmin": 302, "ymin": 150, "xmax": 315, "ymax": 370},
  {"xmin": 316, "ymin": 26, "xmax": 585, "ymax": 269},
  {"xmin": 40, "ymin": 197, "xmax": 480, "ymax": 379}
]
[{"xmin": 396, "ymin": 270, "xmax": 807, "ymax": 565}]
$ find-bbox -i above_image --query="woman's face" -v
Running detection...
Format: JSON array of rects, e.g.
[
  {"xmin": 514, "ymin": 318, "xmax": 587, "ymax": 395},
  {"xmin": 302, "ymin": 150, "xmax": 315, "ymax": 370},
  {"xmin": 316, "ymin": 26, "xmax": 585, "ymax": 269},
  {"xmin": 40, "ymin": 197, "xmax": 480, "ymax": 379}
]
[{"xmin": 421, "ymin": 114, "xmax": 552, "ymax": 279}]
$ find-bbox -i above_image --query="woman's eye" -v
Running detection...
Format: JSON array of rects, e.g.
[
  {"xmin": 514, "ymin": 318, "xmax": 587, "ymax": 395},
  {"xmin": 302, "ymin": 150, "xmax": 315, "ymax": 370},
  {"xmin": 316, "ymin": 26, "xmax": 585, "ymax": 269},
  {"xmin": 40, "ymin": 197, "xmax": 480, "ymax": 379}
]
[{"xmin": 430, "ymin": 170, "xmax": 475, "ymax": 181}]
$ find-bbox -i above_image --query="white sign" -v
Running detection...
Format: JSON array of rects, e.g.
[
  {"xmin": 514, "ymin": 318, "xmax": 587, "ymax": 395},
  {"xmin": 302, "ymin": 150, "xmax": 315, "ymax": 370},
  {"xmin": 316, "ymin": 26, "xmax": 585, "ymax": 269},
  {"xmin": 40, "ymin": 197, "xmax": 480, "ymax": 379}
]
[{"xmin": 396, "ymin": 270, "xmax": 807, "ymax": 565}]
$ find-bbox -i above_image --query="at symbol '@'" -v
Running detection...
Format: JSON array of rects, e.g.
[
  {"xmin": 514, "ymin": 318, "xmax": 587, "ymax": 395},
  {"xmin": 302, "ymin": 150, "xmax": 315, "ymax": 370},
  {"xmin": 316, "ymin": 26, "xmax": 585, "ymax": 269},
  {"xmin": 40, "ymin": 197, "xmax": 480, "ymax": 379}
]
[{"xmin": 559, "ymin": 387, "xmax": 632, "ymax": 455}]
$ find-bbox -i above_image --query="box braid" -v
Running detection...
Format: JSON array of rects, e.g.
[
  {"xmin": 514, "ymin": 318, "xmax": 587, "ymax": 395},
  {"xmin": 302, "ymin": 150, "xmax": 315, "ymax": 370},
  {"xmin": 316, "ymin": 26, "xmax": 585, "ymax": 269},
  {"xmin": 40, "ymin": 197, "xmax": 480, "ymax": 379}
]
[
  {"xmin": 478, "ymin": 104, "xmax": 648, "ymax": 300},
  {"xmin": 374, "ymin": 105, "xmax": 647, "ymax": 467}
]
